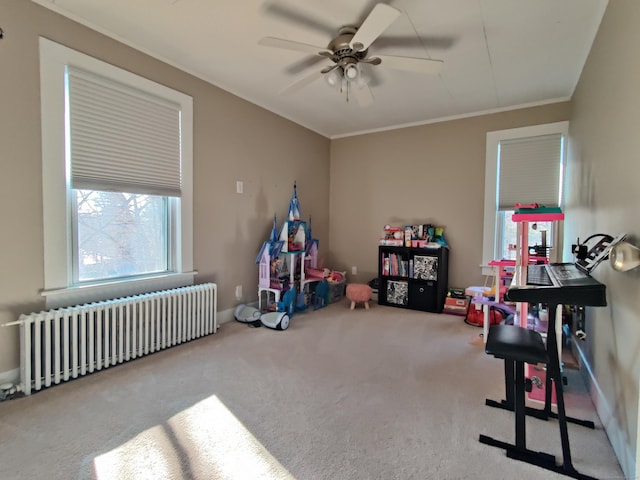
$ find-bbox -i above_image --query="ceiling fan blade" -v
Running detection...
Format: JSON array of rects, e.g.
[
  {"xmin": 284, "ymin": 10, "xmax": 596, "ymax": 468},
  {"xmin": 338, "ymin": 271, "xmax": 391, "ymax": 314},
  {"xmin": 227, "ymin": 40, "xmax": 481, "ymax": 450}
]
[
  {"xmin": 285, "ymin": 55, "xmax": 329, "ymax": 75},
  {"xmin": 261, "ymin": 0, "xmax": 338, "ymax": 36},
  {"xmin": 361, "ymin": 57, "xmax": 382, "ymax": 66},
  {"xmin": 321, "ymin": 64, "xmax": 340, "ymax": 74},
  {"xmin": 377, "ymin": 54, "xmax": 443, "ymax": 75},
  {"xmin": 279, "ymin": 70, "xmax": 324, "ymax": 95},
  {"xmin": 352, "ymin": 83, "xmax": 374, "ymax": 107},
  {"xmin": 259, "ymin": 36, "xmax": 331, "ymax": 56},
  {"xmin": 374, "ymin": 35, "xmax": 457, "ymax": 51},
  {"xmin": 350, "ymin": 3, "xmax": 401, "ymax": 52}
]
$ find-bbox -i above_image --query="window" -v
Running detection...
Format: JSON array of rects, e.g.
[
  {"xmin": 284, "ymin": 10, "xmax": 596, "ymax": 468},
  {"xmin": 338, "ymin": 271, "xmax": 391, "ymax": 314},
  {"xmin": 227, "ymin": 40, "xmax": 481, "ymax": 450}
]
[
  {"xmin": 40, "ymin": 38, "xmax": 194, "ymax": 308},
  {"xmin": 496, "ymin": 211, "xmax": 554, "ymax": 261},
  {"xmin": 74, "ymin": 190, "xmax": 168, "ymax": 282},
  {"xmin": 482, "ymin": 122, "xmax": 568, "ymax": 274}
]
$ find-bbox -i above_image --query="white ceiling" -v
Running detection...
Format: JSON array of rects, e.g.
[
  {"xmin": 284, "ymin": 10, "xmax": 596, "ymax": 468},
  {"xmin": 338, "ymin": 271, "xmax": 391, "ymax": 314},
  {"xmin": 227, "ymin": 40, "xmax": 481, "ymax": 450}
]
[{"xmin": 35, "ymin": 0, "xmax": 608, "ymax": 138}]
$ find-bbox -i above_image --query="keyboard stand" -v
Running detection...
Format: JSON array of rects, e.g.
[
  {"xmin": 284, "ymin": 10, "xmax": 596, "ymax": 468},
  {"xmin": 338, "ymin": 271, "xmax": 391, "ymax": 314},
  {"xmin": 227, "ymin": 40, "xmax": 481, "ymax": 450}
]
[
  {"xmin": 485, "ymin": 355, "xmax": 595, "ymax": 428},
  {"xmin": 481, "ymin": 302, "xmax": 597, "ymax": 480},
  {"xmin": 485, "ymin": 294, "xmax": 595, "ymax": 429}
]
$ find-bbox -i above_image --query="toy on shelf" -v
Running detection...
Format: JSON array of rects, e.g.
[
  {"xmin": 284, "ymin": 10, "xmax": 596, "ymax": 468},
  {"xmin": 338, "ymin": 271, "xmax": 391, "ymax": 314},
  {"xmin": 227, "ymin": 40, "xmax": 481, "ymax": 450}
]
[
  {"xmin": 379, "ymin": 223, "xmax": 447, "ymax": 248},
  {"xmin": 379, "ymin": 225, "xmax": 405, "ymax": 246}
]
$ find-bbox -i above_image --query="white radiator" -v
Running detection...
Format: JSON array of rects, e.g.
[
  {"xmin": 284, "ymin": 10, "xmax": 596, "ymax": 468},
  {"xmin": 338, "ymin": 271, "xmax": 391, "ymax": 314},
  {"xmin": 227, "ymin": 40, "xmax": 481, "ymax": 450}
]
[{"xmin": 15, "ymin": 283, "xmax": 217, "ymax": 395}]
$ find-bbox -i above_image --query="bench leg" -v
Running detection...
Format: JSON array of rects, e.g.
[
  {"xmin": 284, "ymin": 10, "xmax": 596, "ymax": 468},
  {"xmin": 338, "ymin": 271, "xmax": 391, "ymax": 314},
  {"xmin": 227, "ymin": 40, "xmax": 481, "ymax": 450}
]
[{"xmin": 514, "ymin": 361, "xmax": 526, "ymax": 449}]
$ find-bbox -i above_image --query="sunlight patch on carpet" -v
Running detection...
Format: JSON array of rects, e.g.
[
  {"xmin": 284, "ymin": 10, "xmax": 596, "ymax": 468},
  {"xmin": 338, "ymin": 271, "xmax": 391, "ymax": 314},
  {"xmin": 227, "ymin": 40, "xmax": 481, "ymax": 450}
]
[{"xmin": 93, "ymin": 396, "xmax": 296, "ymax": 479}]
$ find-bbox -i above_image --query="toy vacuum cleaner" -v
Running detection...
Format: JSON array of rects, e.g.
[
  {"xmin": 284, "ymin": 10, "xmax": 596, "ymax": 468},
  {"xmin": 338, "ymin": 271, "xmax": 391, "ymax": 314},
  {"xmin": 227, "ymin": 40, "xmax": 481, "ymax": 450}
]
[{"xmin": 233, "ymin": 304, "xmax": 290, "ymax": 331}]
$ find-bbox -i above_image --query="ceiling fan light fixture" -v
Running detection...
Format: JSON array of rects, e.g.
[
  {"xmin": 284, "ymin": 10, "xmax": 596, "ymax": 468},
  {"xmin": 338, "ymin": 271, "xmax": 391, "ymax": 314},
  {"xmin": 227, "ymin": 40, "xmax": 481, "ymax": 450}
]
[
  {"xmin": 344, "ymin": 63, "xmax": 359, "ymax": 80},
  {"xmin": 325, "ymin": 68, "xmax": 342, "ymax": 87},
  {"xmin": 355, "ymin": 72, "xmax": 368, "ymax": 88}
]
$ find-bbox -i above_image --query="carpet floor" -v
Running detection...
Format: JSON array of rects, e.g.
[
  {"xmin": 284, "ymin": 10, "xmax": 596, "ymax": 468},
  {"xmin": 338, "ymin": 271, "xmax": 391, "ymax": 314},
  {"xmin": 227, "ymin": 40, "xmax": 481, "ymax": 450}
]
[{"xmin": 0, "ymin": 300, "xmax": 625, "ymax": 479}]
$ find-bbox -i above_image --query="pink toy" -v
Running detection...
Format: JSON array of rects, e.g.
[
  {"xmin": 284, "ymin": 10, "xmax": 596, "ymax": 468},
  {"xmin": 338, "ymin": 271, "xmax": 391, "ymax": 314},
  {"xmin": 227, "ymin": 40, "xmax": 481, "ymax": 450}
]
[
  {"xmin": 306, "ymin": 267, "xmax": 326, "ymax": 280},
  {"xmin": 346, "ymin": 284, "xmax": 372, "ymax": 310}
]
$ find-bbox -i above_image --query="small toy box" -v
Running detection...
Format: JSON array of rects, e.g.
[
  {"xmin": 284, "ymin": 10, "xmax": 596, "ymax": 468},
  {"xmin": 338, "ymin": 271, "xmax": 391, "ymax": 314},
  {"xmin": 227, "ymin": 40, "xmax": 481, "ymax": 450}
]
[
  {"xmin": 444, "ymin": 297, "xmax": 469, "ymax": 315},
  {"xmin": 443, "ymin": 288, "xmax": 470, "ymax": 315}
]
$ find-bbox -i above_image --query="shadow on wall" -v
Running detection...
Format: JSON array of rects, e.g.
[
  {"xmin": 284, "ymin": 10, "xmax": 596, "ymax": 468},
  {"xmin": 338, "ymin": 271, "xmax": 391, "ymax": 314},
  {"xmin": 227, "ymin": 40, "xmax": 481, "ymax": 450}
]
[
  {"xmin": 606, "ymin": 345, "xmax": 639, "ymax": 474},
  {"xmin": 222, "ymin": 182, "xmax": 271, "ymax": 304},
  {"xmin": 565, "ymin": 150, "xmax": 596, "ymax": 209}
]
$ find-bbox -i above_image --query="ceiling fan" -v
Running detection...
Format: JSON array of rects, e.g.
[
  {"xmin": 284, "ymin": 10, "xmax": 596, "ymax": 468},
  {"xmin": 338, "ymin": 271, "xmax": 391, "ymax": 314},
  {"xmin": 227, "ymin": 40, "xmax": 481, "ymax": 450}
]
[{"xmin": 259, "ymin": 2, "xmax": 444, "ymax": 106}]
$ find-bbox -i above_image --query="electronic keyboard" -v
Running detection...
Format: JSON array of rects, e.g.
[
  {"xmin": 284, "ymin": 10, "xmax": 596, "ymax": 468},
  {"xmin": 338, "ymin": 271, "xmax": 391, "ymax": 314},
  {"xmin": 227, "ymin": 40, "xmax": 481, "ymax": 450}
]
[{"xmin": 506, "ymin": 263, "xmax": 606, "ymax": 306}]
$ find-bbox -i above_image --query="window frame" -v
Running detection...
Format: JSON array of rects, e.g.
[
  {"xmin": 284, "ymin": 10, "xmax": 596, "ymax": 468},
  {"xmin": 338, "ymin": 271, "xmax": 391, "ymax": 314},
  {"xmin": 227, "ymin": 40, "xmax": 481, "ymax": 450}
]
[
  {"xmin": 482, "ymin": 121, "xmax": 568, "ymax": 275},
  {"xmin": 39, "ymin": 38, "xmax": 194, "ymax": 309}
]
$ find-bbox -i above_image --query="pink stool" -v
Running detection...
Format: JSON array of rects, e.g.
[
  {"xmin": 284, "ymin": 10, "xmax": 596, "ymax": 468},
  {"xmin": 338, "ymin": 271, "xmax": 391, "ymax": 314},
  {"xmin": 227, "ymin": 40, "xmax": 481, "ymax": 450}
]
[{"xmin": 346, "ymin": 284, "xmax": 372, "ymax": 310}]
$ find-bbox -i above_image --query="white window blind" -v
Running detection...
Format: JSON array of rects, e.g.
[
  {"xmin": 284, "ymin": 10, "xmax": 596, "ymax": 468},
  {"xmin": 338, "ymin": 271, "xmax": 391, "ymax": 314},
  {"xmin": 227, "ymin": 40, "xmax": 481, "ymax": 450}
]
[
  {"xmin": 498, "ymin": 133, "xmax": 562, "ymax": 210},
  {"xmin": 67, "ymin": 66, "xmax": 182, "ymax": 197}
]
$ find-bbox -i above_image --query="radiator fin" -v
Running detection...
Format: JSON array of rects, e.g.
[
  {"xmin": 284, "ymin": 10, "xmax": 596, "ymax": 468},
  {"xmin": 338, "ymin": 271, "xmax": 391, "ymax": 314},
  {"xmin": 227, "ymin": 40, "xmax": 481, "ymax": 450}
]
[{"xmin": 18, "ymin": 283, "xmax": 217, "ymax": 395}]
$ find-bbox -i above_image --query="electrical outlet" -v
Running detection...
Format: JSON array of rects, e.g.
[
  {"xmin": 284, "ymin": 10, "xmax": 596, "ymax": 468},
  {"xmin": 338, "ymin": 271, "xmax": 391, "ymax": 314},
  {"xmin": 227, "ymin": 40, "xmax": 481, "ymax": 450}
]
[
  {"xmin": 351, "ymin": 266, "xmax": 357, "ymax": 275},
  {"xmin": 235, "ymin": 285, "xmax": 242, "ymax": 300},
  {"xmin": 236, "ymin": 180, "xmax": 243, "ymax": 194}
]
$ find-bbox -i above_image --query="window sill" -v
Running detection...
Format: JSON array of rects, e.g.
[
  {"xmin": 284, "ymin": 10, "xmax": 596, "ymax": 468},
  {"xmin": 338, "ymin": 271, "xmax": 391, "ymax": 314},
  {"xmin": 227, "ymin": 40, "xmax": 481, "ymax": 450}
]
[{"xmin": 42, "ymin": 271, "xmax": 197, "ymax": 309}]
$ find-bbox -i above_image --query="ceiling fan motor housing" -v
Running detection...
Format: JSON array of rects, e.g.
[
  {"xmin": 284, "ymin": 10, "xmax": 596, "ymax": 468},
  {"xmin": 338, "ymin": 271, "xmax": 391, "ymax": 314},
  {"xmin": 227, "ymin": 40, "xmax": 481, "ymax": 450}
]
[{"xmin": 328, "ymin": 27, "xmax": 368, "ymax": 71}]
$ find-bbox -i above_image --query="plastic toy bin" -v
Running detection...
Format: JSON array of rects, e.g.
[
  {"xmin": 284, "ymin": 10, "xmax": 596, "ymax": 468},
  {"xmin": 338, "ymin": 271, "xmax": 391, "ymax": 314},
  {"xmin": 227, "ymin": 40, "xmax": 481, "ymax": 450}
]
[{"xmin": 329, "ymin": 280, "xmax": 346, "ymax": 303}]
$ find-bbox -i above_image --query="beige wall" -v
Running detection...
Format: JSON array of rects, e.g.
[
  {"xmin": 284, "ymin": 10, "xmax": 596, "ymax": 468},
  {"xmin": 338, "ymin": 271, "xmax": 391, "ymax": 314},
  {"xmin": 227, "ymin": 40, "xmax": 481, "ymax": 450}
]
[
  {"xmin": 2, "ymin": 2, "xmax": 635, "ymax": 475},
  {"xmin": 0, "ymin": 1, "xmax": 330, "ymax": 374},
  {"xmin": 329, "ymin": 103, "xmax": 570, "ymax": 288},
  {"xmin": 564, "ymin": 1, "xmax": 640, "ymax": 477}
]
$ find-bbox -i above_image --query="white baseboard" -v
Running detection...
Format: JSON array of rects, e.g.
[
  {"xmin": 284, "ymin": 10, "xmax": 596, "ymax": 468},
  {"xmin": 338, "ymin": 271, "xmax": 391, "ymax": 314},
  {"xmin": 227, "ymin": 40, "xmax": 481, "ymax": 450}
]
[
  {"xmin": 217, "ymin": 301, "xmax": 259, "ymax": 327},
  {"xmin": 574, "ymin": 342, "xmax": 637, "ymax": 479},
  {"xmin": 217, "ymin": 307, "xmax": 236, "ymax": 326},
  {"xmin": 0, "ymin": 368, "xmax": 19, "ymax": 387}
]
